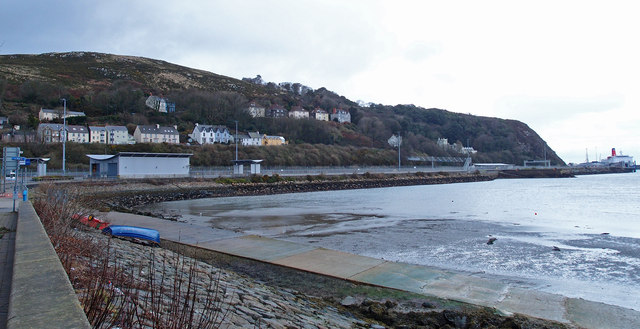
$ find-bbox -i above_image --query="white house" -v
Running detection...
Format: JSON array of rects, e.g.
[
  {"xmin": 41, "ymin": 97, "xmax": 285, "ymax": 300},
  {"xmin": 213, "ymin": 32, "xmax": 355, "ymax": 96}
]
[
  {"xmin": 145, "ymin": 95, "xmax": 176, "ymax": 113},
  {"xmin": 39, "ymin": 108, "xmax": 86, "ymax": 121},
  {"xmin": 189, "ymin": 124, "xmax": 231, "ymax": 144},
  {"xmin": 134, "ymin": 125, "xmax": 179, "ymax": 144},
  {"xmin": 66, "ymin": 125, "xmax": 89, "ymax": 143},
  {"xmin": 330, "ymin": 108, "xmax": 351, "ymax": 123},
  {"xmin": 289, "ymin": 106, "xmax": 309, "ymax": 119},
  {"xmin": 246, "ymin": 101, "xmax": 266, "ymax": 118},
  {"xmin": 88, "ymin": 126, "xmax": 107, "ymax": 143},
  {"xmin": 105, "ymin": 125, "xmax": 130, "ymax": 144},
  {"xmin": 238, "ymin": 131, "xmax": 264, "ymax": 146}
]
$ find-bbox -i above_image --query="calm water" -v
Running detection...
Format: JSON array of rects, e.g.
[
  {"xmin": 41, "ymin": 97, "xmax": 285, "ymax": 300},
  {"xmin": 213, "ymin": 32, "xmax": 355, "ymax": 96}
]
[{"xmin": 143, "ymin": 173, "xmax": 640, "ymax": 310}]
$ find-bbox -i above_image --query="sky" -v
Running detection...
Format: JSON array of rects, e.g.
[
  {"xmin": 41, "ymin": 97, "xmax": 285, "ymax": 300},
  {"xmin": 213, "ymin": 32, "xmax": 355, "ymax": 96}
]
[{"xmin": 2, "ymin": 0, "xmax": 639, "ymax": 164}]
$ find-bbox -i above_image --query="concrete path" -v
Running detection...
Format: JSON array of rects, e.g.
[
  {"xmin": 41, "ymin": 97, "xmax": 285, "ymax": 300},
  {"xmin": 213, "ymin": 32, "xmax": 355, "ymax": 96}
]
[
  {"xmin": 104, "ymin": 211, "xmax": 640, "ymax": 329},
  {"xmin": 0, "ymin": 197, "xmax": 17, "ymax": 329}
]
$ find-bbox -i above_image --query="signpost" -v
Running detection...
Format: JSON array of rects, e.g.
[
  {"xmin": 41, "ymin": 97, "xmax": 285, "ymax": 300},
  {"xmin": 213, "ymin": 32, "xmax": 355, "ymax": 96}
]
[{"xmin": 2, "ymin": 147, "xmax": 21, "ymax": 194}]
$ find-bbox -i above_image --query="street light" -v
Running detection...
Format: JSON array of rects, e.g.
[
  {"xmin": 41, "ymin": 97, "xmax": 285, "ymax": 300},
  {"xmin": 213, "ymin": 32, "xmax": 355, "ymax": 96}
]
[{"xmin": 61, "ymin": 98, "xmax": 66, "ymax": 175}]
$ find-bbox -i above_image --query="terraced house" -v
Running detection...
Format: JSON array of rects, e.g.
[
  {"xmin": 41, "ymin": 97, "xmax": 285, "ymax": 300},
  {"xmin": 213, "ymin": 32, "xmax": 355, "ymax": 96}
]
[
  {"xmin": 37, "ymin": 123, "xmax": 65, "ymax": 143},
  {"xmin": 189, "ymin": 123, "xmax": 231, "ymax": 144},
  {"xmin": 106, "ymin": 125, "xmax": 130, "ymax": 144},
  {"xmin": 89, "ymin": 126, "xmax": 107, "ymax": 143},
  {"xmin": 66, "ymin": 125, "xmax": 89, "ymax": 143},
  {"xmin": 134, "ymin": 124, "xmax": 179, "ymax": 144}
]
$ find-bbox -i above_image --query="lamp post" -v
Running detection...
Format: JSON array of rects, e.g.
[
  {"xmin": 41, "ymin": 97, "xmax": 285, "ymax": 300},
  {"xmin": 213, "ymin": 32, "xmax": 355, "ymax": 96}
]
[{"xmin": 61, "ymin": 98, "xmax": 66, "ymax": 175}]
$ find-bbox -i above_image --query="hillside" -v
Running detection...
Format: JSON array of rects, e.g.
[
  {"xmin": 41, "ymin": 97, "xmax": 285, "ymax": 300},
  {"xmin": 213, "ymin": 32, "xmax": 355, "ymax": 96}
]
[{"xmin": 0, "ymin": 52, "xmax": 564, "ymax": 167}]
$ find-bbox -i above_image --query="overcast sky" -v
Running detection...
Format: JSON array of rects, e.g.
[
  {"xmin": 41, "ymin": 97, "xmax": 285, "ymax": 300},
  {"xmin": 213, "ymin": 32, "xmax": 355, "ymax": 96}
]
[{"xmin": 2, "ymin": 0, "xmax": 639, "ymax": 164}]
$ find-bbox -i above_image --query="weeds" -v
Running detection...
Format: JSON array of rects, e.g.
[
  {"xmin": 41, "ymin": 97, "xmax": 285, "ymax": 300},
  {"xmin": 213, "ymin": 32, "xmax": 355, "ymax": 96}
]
[{"xmin": 32, "ymin": 183, "xmax": 233, "ymax": 329}]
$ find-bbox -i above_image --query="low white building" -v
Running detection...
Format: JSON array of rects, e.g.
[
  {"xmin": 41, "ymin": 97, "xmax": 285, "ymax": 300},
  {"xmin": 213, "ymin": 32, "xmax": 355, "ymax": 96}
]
[
  {"xmin": 134, "ymin": 125, "xmax": 179, "ymax": 144},
  {"xmin": 189, "ymin": 124, "xmax": 231, "ymax": 144},
  {"xmin": 87, "ymin": 152, "xmax": 192, "ymax": 178}
]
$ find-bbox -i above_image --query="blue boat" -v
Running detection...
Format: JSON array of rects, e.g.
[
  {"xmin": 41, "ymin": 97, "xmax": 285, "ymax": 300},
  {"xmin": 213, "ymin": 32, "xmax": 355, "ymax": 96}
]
[{"xmin": 102, "ymin": 225, "xmax": 160, "ymax": 245}]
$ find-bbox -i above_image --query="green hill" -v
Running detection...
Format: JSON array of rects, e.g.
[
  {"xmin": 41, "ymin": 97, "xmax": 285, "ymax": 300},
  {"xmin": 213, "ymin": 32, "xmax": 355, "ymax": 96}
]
[{"xmin": 0, "ymin": 52, "xmax": 564, "ymax": 168}]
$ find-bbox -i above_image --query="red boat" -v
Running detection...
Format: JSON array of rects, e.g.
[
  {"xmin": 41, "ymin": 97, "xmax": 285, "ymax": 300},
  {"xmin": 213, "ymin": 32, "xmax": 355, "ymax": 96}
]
[{"xmin": 72, "ymin": 214, "xmax": 110, "ymax": 230}]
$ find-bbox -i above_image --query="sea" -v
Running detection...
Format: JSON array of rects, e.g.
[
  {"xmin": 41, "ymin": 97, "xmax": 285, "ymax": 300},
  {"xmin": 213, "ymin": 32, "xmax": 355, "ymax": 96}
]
[{"xmin": 141, "ymin": 173, "xmax": 640, "ymax": 311}]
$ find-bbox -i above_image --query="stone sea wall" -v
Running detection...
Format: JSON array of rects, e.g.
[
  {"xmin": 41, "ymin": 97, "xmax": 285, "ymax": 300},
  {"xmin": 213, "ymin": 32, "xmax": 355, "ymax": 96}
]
[{"xmin": 99, "ymin": 173, "xmax": 496, "ymax": 214}]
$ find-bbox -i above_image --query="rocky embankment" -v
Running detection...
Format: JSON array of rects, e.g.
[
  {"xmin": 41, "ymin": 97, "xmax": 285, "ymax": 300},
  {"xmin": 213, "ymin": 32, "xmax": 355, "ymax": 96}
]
[
  {"xmin": 79, "ymin": 229, "xmax": 570, "ymax": 329},
  {"xmin": 90, "ymin": 173, "xmax": 496, "ymax": 217}
]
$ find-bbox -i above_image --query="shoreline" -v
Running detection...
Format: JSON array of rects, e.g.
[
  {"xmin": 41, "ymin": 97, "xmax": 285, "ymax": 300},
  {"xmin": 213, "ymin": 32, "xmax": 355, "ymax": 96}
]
[{"xmin": 91, "ymin": 171, "xmax": 496, "ymax": 217}]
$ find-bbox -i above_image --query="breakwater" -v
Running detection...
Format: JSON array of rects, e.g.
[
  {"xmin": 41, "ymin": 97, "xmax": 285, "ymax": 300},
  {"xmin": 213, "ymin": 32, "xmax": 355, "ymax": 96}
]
[{"xmin": 99, "ymin": 173, "xmax": 496, "ymax": 214}]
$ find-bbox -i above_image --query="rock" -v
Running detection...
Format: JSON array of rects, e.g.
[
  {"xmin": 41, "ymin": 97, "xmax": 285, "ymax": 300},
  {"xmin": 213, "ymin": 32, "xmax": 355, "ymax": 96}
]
[
  {"xmin": 422, "ymin": 301, "xmax": 436, "ymax": 309},
  {"xmin": 552, "ymin": 246, "xmax": 561, "ymax": 251},
  {"xmin": 340, "ymin": 296, "xmax": 358, "ymax": 306},
  {"xmin": 487, "ymin": 237, "xmax": 497, "ymax": 245}
]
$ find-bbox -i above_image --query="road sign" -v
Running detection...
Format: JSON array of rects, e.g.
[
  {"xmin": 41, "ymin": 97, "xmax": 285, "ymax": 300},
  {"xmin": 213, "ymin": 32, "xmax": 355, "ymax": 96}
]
[{"xmin": 3, "ymin": 147, "xmax": 21, "ymax": 171}]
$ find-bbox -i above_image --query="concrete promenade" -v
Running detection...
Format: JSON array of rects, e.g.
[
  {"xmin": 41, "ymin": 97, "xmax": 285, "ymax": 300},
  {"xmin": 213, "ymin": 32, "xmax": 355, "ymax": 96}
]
[
  {"xmin": 104, "ymin": 211, "xmax": 640, "ymax": 329},
  {"xmin": 0, "ymin": 197, "xmax": 90, "ymax": 329}
]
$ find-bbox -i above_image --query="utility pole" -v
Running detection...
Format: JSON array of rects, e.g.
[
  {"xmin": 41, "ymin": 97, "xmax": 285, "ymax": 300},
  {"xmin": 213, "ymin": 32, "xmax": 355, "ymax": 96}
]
[
  {"xmin": 61, "ymin": 98, "xmax": 66, "ymax": 175},
  {"xmin": 397, "ymin": 131, "xmax": 401, "ymax": 170},
  {"xmin": 234, "ymin": 120, "xmax": 238, "ymax": 161}
]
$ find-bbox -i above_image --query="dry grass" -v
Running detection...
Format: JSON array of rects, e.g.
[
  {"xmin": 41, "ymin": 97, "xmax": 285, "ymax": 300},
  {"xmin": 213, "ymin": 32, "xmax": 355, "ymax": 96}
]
[{"xmin": 32, "ymin": 183, "xmax": 234, "ymax": 329}]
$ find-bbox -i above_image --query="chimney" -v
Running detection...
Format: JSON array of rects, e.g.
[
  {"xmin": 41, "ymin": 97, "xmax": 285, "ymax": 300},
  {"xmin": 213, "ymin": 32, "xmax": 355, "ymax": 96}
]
[{"xmin": 612, "ymin": 148, "xmax": 616, "ymax": 156}]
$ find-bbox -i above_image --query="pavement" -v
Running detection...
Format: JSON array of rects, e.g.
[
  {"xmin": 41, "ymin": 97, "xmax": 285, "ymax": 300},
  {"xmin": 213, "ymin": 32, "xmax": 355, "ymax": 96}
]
[
  {"xmin": 101, "ymin": 211, "xmax": 640, "ymax": 328},
  {"xmin": 0, "ymin": 197, "xmax": 18, "ymax": 329}
]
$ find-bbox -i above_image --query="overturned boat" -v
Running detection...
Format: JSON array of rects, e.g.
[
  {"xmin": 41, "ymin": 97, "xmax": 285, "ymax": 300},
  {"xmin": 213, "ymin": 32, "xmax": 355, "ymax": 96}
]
[{"xmin": 102, "ymin": 225, "xmax": 160, "ymax": 245}]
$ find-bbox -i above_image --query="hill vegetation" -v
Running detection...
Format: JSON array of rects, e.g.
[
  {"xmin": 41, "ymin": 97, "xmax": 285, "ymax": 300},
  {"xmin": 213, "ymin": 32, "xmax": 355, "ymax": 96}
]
[{"xmin": 0, "ymin": 52, "xmax": 564, "ymax": 168}]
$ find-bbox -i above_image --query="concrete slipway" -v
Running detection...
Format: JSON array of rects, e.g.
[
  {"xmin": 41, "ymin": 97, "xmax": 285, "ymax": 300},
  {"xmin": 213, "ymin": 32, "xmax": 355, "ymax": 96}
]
[{"xmin": 104, "ymin": 211, "xmax": 640, "ymax": 329}]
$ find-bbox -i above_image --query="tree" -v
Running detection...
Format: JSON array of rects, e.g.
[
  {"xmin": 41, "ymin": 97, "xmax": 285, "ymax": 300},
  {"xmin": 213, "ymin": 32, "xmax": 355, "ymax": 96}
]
[{"xmin": 0, "ymin": 78, "xmax": 6, "ymax": 108}]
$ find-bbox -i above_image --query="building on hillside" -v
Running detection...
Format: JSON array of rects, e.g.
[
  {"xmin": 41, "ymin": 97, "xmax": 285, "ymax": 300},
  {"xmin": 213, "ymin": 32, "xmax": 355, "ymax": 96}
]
[
  {"xmin": 263, "ymin": 135, "xmax": 286, "ymax": 146},
  {"xmin": 145, "ymin": 95, "xmax": 176, "ymax": 113},
  {"xmin": 288, "ymin": 106, "xmax": 309, "ymax": 119},
  {"xmin": 189, "ymin": 123, "xmax": 231, "ymax": 144},
  {"xmin": 39, "ymin": 108, "xmax": 86, "ymax": 122},
  {"xmin": 237, "ymin": 131, "xmax": 263, "ymax": 146},
  {"xmin": 134, "ymin": 124, "xmax": 179, "ymax": 144},
  {"xmin": 330, "ymin": 108, "xmax": 351, "ymax": 123},
  {"xmin": 87, "ymin": 152, "xmax": 192, "ymax": 178},
  {"xmin": 266, "ymin": 104, "xmax": 288, "ymax": 118},
  {"xmin": 66, "ymin": 125, "xmax": 89, "ymax": 143},
  {"xmin": 310, "ymin": 108, "xmax": 329, "ymax": 121},
  {"xmin": 245, "ymin": 101, "xmax": 266, "ymax": 118},
  {"xmin": 460, "ymin": 146, "xmax": 478, "ymax": 155},
  {"xmin": 89, "ymin": 126, "xmax": 107, "ymax": 143},
  {"xmin": 437, "ymin": 138, "xmax": 451, "ymax": 150},
  {"xmin": 105, "ymin": 125, "xmax": 130, "ymax": 144},
  {"xmin": 37, "ymin": 123, "xmax": 65, "ymax": 143},
  {"xmin": 1, "ymin": 129, "xmax": 36, "ymax": 143}
]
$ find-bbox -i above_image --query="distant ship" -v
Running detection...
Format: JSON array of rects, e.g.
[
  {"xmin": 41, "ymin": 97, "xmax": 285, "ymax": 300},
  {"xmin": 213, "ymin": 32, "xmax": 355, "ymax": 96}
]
[
  {"xmin": 575, "ymin": 148, "xmax": 636, "ymax": 171},
  {"xmin": 601, "ymin": 148, "xmax": 636, "ymax": 169}
]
